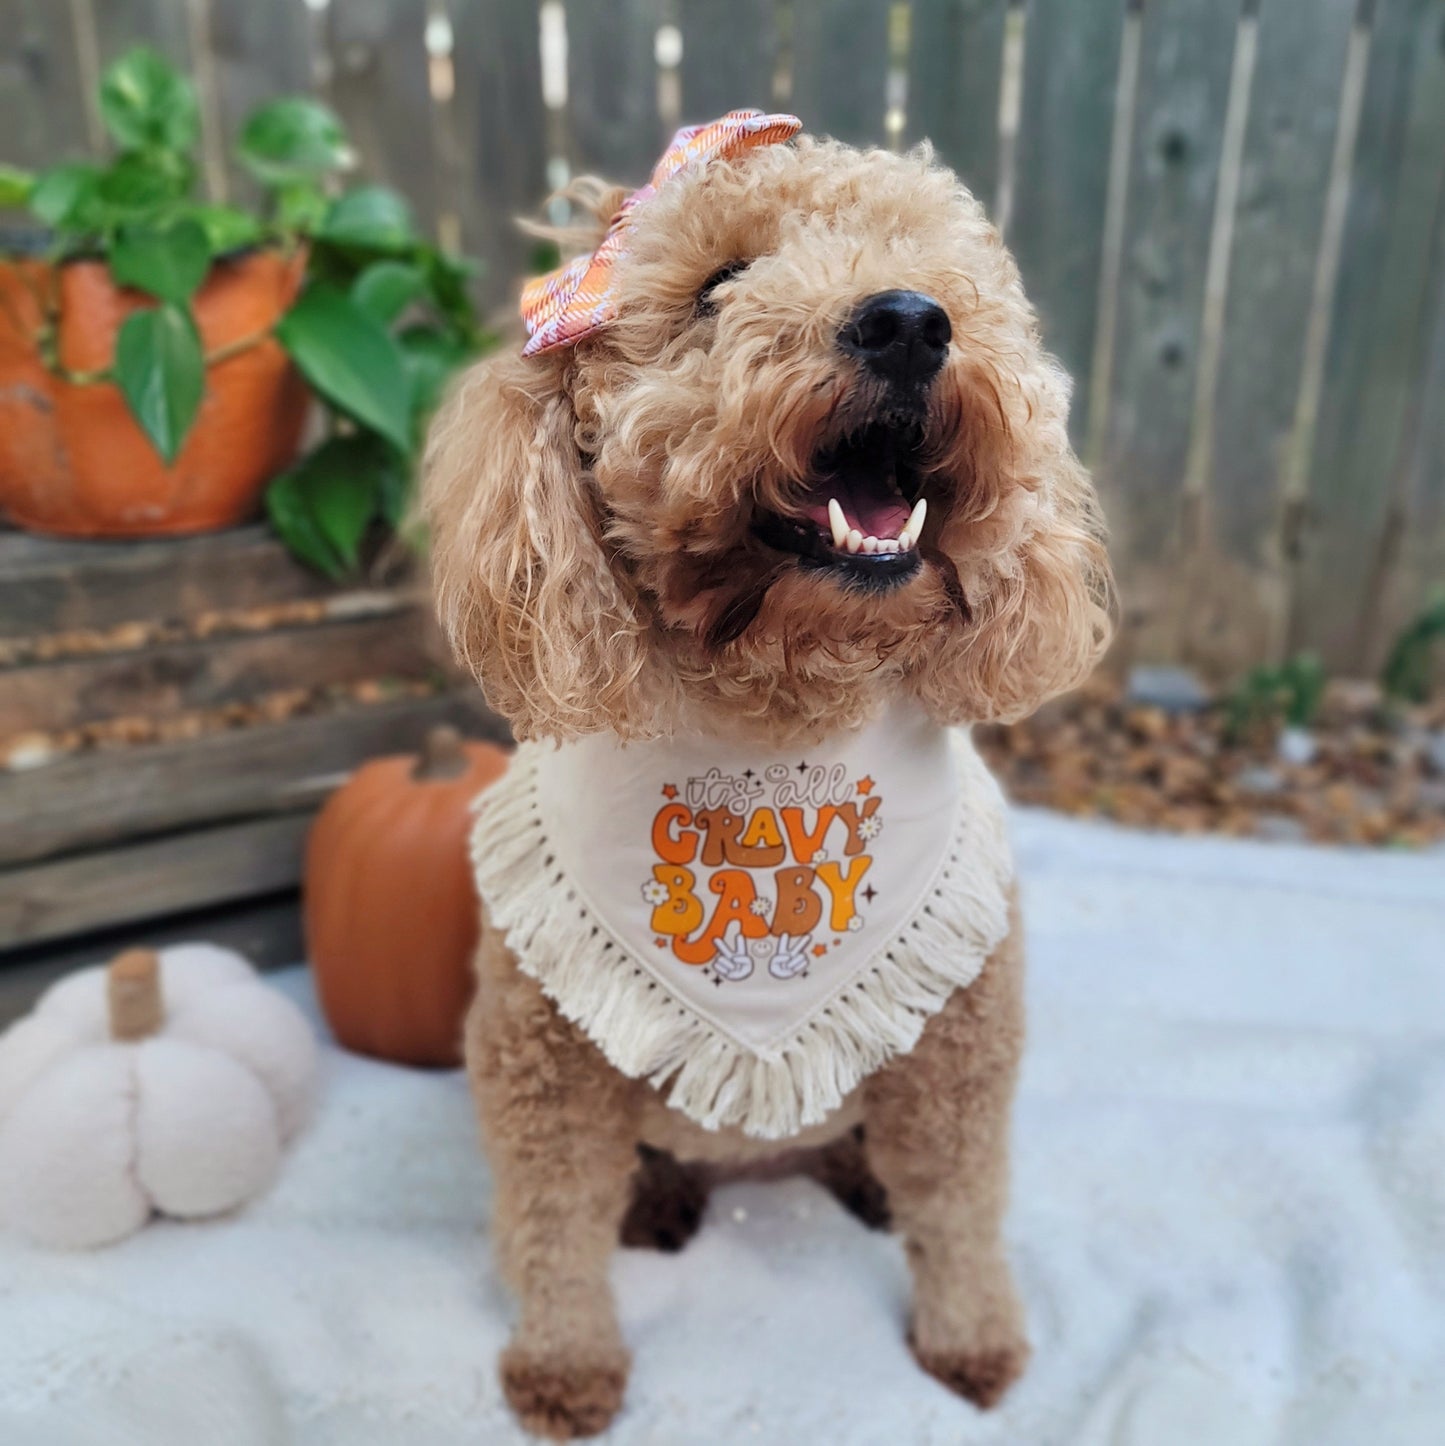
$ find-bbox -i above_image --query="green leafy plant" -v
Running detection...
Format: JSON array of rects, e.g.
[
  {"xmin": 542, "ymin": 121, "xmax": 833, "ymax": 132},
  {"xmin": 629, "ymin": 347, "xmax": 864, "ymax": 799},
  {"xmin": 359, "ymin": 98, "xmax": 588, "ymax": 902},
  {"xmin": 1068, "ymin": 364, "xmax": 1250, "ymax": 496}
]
[
  {"xmin": 0, "ymin": 47, "xmax": 491, "ymax": 574},
  {"xmin": 1225, "ymin": 652, "xmax": 1327, "ymax": 744},
  {"xmin": 1381, "ymin": 591, "xmax": 1445, "ymax": 705}
]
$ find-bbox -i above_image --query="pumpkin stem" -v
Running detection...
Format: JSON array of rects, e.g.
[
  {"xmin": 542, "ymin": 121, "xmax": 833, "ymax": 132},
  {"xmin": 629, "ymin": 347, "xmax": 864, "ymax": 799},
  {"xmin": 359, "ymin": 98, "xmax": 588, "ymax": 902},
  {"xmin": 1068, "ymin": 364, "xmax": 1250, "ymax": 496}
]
[
  {"xmin": 108, "ymin": 948, "xmax": 164, "ymax": 1041},
  {"xmin": 415, "ymin": 725, "xmax": 469, "ymax": 781}
]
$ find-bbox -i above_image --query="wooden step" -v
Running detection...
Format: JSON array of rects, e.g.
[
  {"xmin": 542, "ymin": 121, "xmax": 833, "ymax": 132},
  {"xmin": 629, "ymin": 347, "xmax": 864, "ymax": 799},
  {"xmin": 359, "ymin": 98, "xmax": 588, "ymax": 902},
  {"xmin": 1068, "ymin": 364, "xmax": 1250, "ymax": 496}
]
[
  {"xmin": 0, "ymin": 524, "xmax": 359, "ymax": 640},
  {"xmin": 2, "ymin": 692, "xmax": 506, "ymax": 868},
  {"xmin": 0, "ymin": 522, "xmax": 503, "ymax": 959}
]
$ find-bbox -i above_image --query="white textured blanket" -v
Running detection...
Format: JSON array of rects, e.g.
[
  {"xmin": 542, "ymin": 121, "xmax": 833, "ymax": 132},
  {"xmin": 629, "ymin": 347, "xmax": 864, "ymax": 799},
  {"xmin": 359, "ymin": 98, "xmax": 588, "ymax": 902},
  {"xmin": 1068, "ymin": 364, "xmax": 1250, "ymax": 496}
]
[{"xmin": 1, "ymin": 810, "xmax": 1442, "ymax": 1445}]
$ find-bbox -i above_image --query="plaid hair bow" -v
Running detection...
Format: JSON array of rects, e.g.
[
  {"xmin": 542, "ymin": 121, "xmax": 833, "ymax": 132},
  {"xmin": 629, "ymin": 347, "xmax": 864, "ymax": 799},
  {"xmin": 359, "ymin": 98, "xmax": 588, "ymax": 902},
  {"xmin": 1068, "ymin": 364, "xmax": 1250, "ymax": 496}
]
[{"xmin": 519, "ymin": 109, "xmax": 803, "ymax": 357}]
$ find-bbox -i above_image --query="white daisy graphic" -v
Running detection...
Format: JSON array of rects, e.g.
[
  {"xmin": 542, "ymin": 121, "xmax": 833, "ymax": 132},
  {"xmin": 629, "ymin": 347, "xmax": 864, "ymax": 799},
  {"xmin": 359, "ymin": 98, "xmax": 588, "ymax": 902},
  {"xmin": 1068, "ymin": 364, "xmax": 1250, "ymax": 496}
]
[
  {"xmin": 856, "ymin": 815, "xmax": 883, "ymax": 842},
  {"xmin": 813, "ymin": 848, "xmax": 829, "ymax": 863},
  {"xmin": 847, "ymin": 915, "xmax": 864, "ymax": 931},
  {"xmin": 749, "ymin": 897, "xmax": 772, "ymax": 917},
  {"xmin": 641, "ymin": 880, "xmax": 670, "ymax": 906}
]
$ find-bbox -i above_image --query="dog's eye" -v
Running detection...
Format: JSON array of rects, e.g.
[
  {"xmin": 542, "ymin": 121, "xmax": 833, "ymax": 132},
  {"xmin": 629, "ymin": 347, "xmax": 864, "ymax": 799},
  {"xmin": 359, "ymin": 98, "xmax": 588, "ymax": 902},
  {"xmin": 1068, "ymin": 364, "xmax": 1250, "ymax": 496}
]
[{"xmin": 696, "ymin": 261, "xmax": 747, "ymax": 315}]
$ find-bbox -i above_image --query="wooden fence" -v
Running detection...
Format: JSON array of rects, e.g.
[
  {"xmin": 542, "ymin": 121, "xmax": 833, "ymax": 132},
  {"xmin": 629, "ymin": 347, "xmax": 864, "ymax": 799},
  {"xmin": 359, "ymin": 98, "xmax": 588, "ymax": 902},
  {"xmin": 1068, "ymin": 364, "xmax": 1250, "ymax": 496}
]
[{"xmin": 3, "ymin": 0, "xmax": 1444, "ymax": 676}]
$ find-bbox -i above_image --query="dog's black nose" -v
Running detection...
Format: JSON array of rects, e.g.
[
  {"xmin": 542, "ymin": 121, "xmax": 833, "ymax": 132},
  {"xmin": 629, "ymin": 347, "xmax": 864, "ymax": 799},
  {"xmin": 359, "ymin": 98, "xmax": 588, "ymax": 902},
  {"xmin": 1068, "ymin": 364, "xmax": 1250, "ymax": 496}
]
[{"xmin": 839, "ymin": 290, "xmax": 952, "ymax": 387}]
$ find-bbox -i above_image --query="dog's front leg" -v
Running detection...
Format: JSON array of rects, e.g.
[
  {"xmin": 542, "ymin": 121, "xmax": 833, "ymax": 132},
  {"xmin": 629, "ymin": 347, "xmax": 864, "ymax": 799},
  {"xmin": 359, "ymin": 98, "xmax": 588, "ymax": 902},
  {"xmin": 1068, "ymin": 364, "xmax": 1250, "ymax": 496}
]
[
  {"xmin": 862, "ymin": 904, "xmax": 1029, "ymax": 1410},
  {"xmin": 468, "ymin": 927, "xmax": 640, "ymax": 1439}
]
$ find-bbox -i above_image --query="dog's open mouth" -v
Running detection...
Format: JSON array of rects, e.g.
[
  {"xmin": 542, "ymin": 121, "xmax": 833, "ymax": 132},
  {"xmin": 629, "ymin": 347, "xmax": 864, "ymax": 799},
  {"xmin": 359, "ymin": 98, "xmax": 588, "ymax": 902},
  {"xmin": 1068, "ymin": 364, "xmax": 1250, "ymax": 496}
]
[{"xmin": 753, "ymin": 423, "xmax": 928, "ymax": 588}]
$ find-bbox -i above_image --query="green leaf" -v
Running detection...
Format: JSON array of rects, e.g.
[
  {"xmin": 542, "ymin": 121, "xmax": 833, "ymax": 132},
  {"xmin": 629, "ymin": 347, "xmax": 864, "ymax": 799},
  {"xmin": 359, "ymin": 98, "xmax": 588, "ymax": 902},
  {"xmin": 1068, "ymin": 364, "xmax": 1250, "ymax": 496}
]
[
  {"xmin": 398, "ymin": 325, "xmax": 472, "ymax": 426},
  {"xmin": 267, "ymin": 469, "xmax": 344, "ymax": 577},
  {"xmin": 316, "ymin": 186, "xmax": 416, "ymax": 252},
  {"xmin": 1281, "ymin": 652, "xmax": 1325, "ymax": 728},
  {"xmin": 238, "ymin": 98, "xmax": 353, "ymax": 185},
  {"xmin": 418, "ymin": 246, "xmax": 482, "ymax": 338},
  {"xmin": 188, "ymin": 204, "xmax": 263, "ymax": 254},
  {"xmin": 110, "ymin": 219, "xmax": 211, "ymax": 303},
  {"xmin": 375, "ymin": 456, "xmax": 412, "ymax": 528},
  {"xmin": 343, "ymin": 432, "xmax": 411, "ymax": 527},
  {"xmin": 529, "ymin": 239, "xmax": 562, "ymax": 275},
  {"xmin": 96, "ymin": 150, "xmax": 193, "ymax": 215},
  {"xmin": 1382, "ymin": 593, "xmax": 1445, "ymax": 704},
  {"xmin": 295, "ymin": 439, "xmax": 377, "ymax": 566},
  {"xmin": 0, "ymin": 165, "xmax": 35, "ymax": 208},
  {"xmin": 114, "ymin": 302, "xmax": 205, "ymax": 464},
  {"xmin": 352, "ymin": 261, "xmax": 426, "ymax": 324},
  {"xmin": 275, "ymin": 284, "xmax": 412, "ymax": 452},
  {"xmin": 308, "ymin": 466, "xmax": 375, "ymax": 568},
  {"xmin": 29, "ymin": 164, "xmax": 102, "ymax": 228},
  {"xmin": 266, "ymin": 434, "xmax": 402, "ymax": 573},
  {"xmin": 99, "ymin": 48, "xmax": 198, "ymax": 153},
  {"xmin": 274, "ymin": 181, "xmax": 329, "ymax": 234}
]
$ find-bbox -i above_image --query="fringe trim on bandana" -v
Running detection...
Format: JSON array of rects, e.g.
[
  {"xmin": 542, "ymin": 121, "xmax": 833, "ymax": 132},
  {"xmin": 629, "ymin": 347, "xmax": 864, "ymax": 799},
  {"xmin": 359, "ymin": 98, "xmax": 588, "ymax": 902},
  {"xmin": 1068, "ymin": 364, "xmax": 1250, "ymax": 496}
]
[{"xmin": 469, "ymin": 738, "xmax": 1014, "ymax": 1139}]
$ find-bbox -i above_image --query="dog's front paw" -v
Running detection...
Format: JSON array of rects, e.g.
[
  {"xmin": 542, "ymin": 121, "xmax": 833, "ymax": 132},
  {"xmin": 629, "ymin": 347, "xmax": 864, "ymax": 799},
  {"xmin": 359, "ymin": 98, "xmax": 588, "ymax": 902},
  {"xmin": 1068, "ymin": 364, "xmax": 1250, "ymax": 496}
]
[
  {"xmin": 910, "ymin": 1332, "xmax": 1029, "ymax": 1410},
  {"xmin": 500, "ymin": 1342, "xmax": 629, "ymax": 1440}
]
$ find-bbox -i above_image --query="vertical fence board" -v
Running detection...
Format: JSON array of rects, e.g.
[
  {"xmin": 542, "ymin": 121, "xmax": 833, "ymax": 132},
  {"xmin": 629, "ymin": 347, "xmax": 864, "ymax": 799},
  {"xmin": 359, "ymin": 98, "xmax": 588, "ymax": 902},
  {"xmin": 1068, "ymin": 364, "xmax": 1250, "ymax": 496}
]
[
  {"xmin": 1377, "ymin": 190, "xmax": 1445, "ymax": 663},
  {"xmin": 1291, "ymin": 0, "xmax": 1445, "ymax": 669},
  {"xmin": 88, "ymin": 0, "xmax": 192, "ymax": 68},
  {"xmin": 0, "ymin": 0, "xmax": 95, "ymax": 174},
  {"xmin": 906, "ymin": 0, "xmax": 1009, "ymax": 210},
  {"xmin": 449, "ymin": 0, "xmax": 549, "ymax": 311},
  {"xmin": 205, "ymin": 0, "xmax": 315, "ymax": 203},
  {"xmin": 789, "ymin": 0, "xmax": 889, "ymax": 148},
  {"xmin": 1210, "ymin": 0, "xmax": 1356, "ymax": 565},
  {"xmin": 1010, "ymin": 0, "xmax": 1127, "ymax": 443},
  {"xmin": 677, "ymin": 0, "xmax": 778, "ymax": 120},
  {"xmin": 327, "ymin": 0, "xmax": 440, "ymax": 238},
  {"xmin": 1178, "ymin": 0, "xmax": 1362, "ymax": 668},
  {"xmin": 1099, "ymin": 0, "xmax": 1241, "ymax": 646},
  {"xmin": 565, "ymin": 0, "xmax": 666, "ymax": 184}
]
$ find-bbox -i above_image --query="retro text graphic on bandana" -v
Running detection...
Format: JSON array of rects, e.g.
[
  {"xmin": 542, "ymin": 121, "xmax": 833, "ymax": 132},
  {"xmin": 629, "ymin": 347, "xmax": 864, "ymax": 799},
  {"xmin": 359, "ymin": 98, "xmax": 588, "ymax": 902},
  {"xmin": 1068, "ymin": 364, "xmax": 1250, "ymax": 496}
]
[{"xmin": 640, "ymin": 760, "xmax": 884, "ymax": 985}]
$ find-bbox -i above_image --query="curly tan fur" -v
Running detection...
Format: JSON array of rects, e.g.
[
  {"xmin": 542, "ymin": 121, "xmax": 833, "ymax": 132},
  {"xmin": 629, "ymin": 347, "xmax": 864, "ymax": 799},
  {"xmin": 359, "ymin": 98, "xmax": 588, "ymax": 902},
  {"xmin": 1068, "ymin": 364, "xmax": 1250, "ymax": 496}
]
[
  {"xmin": 425, "ymin": 139, "xmax": 1112, "ymax": 745},
  {"xmin": 427, "ymin": 137, "xmax": 1113, "ymax": 1437}
]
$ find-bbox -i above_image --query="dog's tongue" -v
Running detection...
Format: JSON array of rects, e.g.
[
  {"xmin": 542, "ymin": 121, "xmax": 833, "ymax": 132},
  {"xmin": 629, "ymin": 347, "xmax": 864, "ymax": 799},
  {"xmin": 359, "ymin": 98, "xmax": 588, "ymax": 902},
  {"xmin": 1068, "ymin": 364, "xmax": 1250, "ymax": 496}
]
[{"xmin": 801, "ymin": 466, "xmax": 911, "ymax": 541}]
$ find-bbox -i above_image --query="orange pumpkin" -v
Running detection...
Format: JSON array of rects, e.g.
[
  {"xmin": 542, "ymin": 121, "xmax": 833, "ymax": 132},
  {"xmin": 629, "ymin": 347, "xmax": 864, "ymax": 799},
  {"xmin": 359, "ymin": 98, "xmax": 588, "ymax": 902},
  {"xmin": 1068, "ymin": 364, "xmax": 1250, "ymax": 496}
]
[
  {"xmin": 304, "ymin": 726, "xmax": 510, "ymax": 1067},
  {"xmin": 0, "ymin": 249, "xmax": 308, "ymax": 537}
]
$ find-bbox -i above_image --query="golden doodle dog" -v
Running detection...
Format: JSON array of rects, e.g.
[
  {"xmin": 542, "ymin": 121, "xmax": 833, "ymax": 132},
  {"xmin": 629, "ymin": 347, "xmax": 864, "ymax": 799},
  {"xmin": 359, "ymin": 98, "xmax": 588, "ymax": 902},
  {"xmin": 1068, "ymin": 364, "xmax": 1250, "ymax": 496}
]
[{"xmin": 423, "ymin": 111, "xmax": 1113, "ymax": 1439}]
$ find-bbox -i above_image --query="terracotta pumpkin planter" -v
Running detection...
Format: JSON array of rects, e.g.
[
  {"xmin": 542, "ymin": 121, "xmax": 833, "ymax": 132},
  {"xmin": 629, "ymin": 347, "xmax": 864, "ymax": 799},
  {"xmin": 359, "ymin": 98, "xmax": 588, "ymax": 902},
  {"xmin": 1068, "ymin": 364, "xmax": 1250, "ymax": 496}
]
[
  {"xmin": 304, "ymin": 727, "xmax": 511, "ymax": 1068},
  {"xmin": 0, "ymin": 249, "xmax": 309, "ymax": 537}
]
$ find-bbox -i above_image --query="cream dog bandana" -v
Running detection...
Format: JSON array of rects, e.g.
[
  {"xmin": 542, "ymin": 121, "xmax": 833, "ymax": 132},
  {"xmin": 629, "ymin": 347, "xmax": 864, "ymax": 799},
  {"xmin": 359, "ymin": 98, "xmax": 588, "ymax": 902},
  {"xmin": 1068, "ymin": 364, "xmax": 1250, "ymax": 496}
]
[{"xmin": 469, "ymin": 703, "xmax": 1013, "ymax": 1138}]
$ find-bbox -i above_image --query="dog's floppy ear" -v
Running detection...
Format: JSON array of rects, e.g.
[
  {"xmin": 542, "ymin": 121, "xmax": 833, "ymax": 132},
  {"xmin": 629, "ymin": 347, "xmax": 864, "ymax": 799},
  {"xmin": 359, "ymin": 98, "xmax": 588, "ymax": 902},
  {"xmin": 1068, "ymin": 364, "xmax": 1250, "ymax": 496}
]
[
  {"xmin": 422, "ymin": 350, "xmax": 653, "ymax": 740},
  {"xmin": 916, "ymin": 366, "xmax": 1116, "ymax": 725}
]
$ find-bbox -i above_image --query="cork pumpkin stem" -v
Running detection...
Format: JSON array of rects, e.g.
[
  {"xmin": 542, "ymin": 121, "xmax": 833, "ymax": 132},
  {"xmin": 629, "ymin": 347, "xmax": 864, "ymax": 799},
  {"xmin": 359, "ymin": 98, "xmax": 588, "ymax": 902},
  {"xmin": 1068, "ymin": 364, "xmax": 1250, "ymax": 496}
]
[
  {"xmin": 108, "ymin": 948, "xmax": 164, "ymax": 1041},
  {"xmin": 414, "ymin": 725, "xmax": 469, "ymax": 782}
]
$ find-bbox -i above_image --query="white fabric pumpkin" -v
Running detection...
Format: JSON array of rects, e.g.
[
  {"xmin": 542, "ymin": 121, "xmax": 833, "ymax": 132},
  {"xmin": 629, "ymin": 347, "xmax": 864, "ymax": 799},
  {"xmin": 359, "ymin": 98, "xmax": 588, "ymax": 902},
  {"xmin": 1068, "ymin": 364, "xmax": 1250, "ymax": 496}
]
[{"xmin": 0, "ymin": 943, "xmax": 318, "ymax": 1249}]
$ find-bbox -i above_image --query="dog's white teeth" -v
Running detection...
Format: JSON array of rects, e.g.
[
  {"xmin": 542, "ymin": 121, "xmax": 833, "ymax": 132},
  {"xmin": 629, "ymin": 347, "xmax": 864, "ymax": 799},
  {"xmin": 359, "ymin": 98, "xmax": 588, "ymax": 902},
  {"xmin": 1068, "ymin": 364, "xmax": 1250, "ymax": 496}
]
[
  {"xmin": 825, "ymin": 497, "xmax": 923, "ymax": 558},
  {"xmin": 907, "ymin": 498, "xmax": 927, "ymax": 541}
]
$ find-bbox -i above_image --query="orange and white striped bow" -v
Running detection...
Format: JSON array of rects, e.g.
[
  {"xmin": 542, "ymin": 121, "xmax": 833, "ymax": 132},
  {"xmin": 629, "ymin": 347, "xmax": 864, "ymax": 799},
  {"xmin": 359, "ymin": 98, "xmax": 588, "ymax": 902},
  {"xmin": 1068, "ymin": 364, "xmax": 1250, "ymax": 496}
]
[{"xmin": 519, "ymin": 109, "xmax": 802, "ymax": 357}]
